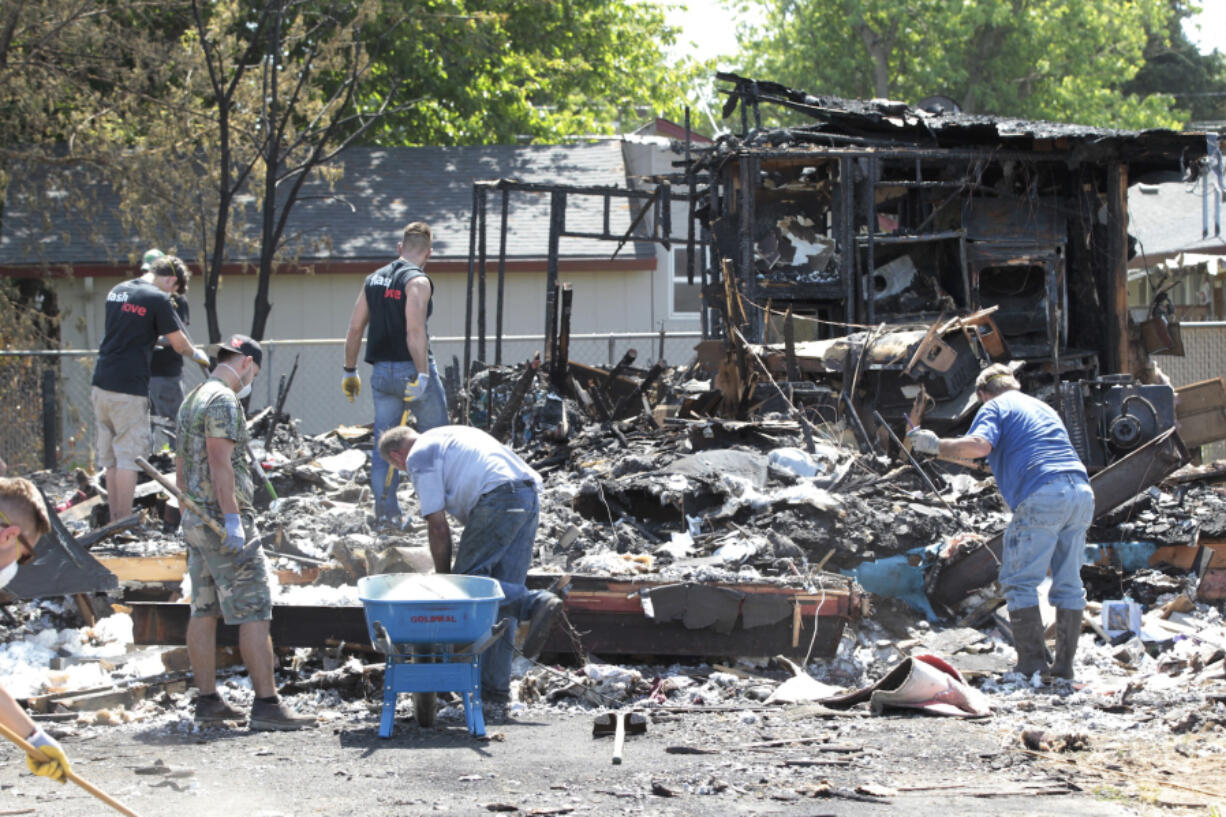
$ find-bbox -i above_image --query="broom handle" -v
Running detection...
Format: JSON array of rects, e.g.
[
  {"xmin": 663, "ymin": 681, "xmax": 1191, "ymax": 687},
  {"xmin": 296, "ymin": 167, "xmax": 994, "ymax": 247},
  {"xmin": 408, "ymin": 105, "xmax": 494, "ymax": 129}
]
[
  {"xmin": 0, "ymin": 720, "xmax": 146, "ymax": 817},
  {"xmin": 135, "ymin": 457, "xmax": 226, "ymax": 537}
]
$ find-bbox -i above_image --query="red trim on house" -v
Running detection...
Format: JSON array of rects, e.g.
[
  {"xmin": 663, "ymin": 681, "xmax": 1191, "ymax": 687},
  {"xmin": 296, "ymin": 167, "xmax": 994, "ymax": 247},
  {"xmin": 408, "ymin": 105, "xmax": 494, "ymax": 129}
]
[
  {"xmin": 651, "ymin": 118, "xmax": 714, "ymax": 144},
  {"xmin": 0, "ymin": 256, "xmax": 657, "ymax": 279}
]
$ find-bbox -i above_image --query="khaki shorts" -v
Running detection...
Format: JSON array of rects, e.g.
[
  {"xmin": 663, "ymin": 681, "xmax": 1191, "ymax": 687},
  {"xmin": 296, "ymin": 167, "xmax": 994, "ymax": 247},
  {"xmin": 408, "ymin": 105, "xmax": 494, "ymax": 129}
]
[
  {"xmin": 92, "ymin": 386, "xmax": 152, "ymax": 470},
  {"xmin": 184, "ymin": 516, "xmax": 272, "ymax": 625}
]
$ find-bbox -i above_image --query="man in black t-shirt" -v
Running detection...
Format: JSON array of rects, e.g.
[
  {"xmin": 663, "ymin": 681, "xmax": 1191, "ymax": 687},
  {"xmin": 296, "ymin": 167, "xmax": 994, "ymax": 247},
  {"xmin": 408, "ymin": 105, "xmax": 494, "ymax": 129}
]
[
  {"xmin": 148, "ymin": 254, "xmax": 193, "ymax": 422},
  {"xmin": 342, "ymin": 221, "xmax": 448, "ymax": 528},
  {"xmin": 92, "ymin": 254, "xmax": 208, "ymax": 521}
]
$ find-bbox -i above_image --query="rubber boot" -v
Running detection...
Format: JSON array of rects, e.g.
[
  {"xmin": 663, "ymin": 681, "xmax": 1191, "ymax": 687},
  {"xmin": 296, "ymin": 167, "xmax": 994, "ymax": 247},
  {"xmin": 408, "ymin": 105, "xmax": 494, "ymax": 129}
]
[
  {"xmin": 1047, "ymin": 608, "xmax": 1083, "ymax": 680},
  {"xmin": 1008, "ymin": 605, "xmax": 1050, "ymax": 677}
]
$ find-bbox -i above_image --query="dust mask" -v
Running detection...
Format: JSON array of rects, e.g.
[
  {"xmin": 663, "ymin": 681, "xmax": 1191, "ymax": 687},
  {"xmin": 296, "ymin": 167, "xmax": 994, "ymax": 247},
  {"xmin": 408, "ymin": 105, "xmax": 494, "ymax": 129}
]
[
  {"xmin": 0, "ymin": 560, "xmax": 17, "ymax": 590},
  {"xmin": 218, "ymin": 362, "xmax": 253, "ymax": 399}
]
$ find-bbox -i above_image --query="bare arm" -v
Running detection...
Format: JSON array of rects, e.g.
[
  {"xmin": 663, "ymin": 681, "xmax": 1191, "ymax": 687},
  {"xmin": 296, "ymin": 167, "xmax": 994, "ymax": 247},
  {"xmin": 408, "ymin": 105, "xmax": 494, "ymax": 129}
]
[
  {"xmin": 165, "ymin": 330, "xmax": 193, "ymax": 356},
  {"xmin": 0, "ymin": 684, "xmax": 37, "ymax": 741},
  {"xmin": 425, "ymin": 510, "xmax": 452, "ymax": 574},
  {"xmin": 176, "ymin": 458, "xmax": 185, "ymax": 494},
  {"xmin": 404, "ymin": 277, "xmax": 431, "ymax": 375},
  {"xmin": 205, "ymin": 437, "xmax": 239, "ymax": 515},
  {"xmin": 344, "ymin": 292, "xmax": 370, "ymax": 370},
  {"xmin": 939, "ymin": 435, "xmax": 992, "ymax": 460}
]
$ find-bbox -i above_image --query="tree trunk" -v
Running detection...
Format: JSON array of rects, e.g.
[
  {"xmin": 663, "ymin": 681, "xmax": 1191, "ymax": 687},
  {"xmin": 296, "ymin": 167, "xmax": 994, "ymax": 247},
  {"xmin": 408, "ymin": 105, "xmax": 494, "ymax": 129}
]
[{"xmin": 856, "ymin": 18, "xmax": 898, "ymax": 99}]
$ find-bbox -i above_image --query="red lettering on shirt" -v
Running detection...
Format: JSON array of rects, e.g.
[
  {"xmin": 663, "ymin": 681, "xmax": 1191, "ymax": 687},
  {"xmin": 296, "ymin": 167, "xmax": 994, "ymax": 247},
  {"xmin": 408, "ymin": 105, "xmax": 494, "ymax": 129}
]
[
  {"xmin": 121, "ymin": 303, "xmax": 148, "ymax": 317},
  {"xmin": 384, "ymin": 289, "xmax": 402, "ymax": 300}
]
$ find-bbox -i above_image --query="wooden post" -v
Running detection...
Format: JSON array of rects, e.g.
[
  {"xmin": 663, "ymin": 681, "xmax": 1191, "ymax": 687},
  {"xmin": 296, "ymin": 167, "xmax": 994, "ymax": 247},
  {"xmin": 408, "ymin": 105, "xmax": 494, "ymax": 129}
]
[
  {"xmin": 554, "ymin": 283, "xmax": 573, "ymax": 388},
  {"xmin": 1106, "ymin": 163, "xmax": 1130, "ymax": 375},
  {"xmin": 543, "ymin": 191, "xmax": 565, "ymax": 369},
  {"xmin": 783, "ymin": 308, "xmax": 801, "ymax": 382},
  {"xmin": 477, "ymin": 186, "xmax": 488, "ymax": 364},
  {"xmin": 496, "ymin": 187, "xmax": 509, "ymax": 365},
  {"xmin": 463, "ymin": 185, "xmax": 478, "ymax": 389}
]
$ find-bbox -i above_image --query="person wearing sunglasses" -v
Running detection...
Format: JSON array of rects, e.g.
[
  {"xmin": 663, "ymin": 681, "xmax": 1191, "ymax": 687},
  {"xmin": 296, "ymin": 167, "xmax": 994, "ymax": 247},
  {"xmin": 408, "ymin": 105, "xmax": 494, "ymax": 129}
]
[{"xmin": 0, "ymin": 477, "xmax": 70, "ymax": 783}]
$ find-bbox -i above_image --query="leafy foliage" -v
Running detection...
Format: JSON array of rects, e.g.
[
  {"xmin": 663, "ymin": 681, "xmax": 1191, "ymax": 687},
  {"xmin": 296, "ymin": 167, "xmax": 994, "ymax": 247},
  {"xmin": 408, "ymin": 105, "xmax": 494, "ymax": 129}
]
[
  {"xmin": 1126, "ymin": 1, "xmax": 1226, "ymax": 124},
  {"xmin": 732, "ymin": 0, "xmax": 1185, "ymax": 128},
  {"xmin": 355, "ymin": 0, "xmax": 708, "ymax": 146}
]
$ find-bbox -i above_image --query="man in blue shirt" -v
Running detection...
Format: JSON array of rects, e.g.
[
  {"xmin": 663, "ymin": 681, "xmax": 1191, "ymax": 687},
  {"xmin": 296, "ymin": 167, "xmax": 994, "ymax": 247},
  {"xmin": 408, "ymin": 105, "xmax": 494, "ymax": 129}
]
[
  {"xmin": 378, "ymin": 424, "xmax": 563, "ymax": 712},
  {"xmin": 908, "ymin": 364, "xmax": 1093, "ymax": 681}
]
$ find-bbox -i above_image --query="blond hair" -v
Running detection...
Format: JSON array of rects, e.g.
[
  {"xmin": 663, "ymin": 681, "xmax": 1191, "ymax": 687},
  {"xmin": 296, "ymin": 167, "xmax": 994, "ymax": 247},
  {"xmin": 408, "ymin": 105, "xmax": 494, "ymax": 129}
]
[
  {"xmin": 0, "ymin": 477, "xmax": 51, "ymax": 539},
  {"xmin": 975, "ymin": 363, "xmax": 1021, "ymax": 397},
  {"xmin": 401, "ymin": 222, "xmax": 432, "ymax": 256}
]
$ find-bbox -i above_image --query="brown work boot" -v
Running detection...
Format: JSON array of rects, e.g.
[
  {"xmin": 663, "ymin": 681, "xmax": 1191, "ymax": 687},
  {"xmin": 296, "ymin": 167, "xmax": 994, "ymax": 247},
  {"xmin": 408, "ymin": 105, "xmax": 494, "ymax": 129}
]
[
  {"xmin": 249, "ymin": 696, "xmax": 315, "ymax": 731},
  {"xmin": 1046, "ymin": 608, "xmax": 1083, "ymax": 681},
  {"xmin": 1008, "ymin": 606, "xmax": 1050, "ymax": 677},
  {"xmin": 194, "ymin": 692, "xmax": 245, "ymax": 724}
]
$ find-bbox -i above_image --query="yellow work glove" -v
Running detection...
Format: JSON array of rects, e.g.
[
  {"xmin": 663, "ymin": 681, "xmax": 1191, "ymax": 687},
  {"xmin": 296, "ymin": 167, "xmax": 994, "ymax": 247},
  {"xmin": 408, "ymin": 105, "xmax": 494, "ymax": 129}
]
[
  {"xmin": 191, "ymin": 347, "xmax": 211, "ymax": 368},
  {"xmin": 26, "ymin": 728, "xmax": 71, "ymax": 783},
  {"xmin": 404, "ymin": 372, "xmax": 430, "ymax": 403},
  {"xmin": 341, "ymin": 369, "xmax": 361, "ymax": 402}
]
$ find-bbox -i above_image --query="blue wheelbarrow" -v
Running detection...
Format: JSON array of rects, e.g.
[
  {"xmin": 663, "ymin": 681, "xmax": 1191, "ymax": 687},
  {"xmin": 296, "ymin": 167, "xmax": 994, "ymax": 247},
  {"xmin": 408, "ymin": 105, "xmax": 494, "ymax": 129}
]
[{"xmin": 357, "ymin": 573, "xmax": 508, "ymax": 738}]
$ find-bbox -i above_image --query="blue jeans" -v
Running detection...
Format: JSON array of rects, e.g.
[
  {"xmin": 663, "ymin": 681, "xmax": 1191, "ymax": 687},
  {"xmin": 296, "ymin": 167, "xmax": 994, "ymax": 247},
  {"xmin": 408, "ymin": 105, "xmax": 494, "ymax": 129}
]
[
  {"xmin": 1000, "ymin": 473, "xmax": 1095, "ymax": 610},
  {"xmin": 453, "ymin": 482, "xmax": 548, "ymax": 701},
  {"xmin": 370, "ymin": 359, "xmax": 448, "ymax": 522}
]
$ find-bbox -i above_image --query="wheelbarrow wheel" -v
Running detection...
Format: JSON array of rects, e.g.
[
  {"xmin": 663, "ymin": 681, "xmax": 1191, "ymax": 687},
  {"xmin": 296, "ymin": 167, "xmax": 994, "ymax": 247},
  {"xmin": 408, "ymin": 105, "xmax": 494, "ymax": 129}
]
[{"xmin": 413, "ymin": 692, "xmax": 438, "ymax": 728}]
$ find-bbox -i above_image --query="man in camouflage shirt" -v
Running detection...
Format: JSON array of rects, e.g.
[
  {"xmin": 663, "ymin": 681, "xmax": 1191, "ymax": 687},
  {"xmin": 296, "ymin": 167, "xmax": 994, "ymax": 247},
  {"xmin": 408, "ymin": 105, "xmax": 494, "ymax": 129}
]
[{"xmin": 175, "ymin": 334, "xmax": 312, "ymax": 731}]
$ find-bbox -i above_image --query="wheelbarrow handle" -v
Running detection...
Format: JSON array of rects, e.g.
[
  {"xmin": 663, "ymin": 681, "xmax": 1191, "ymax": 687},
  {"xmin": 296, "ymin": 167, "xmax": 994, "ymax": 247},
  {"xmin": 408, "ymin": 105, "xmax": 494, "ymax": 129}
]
[
  {"xmin": 371, "ymin": 621, "xmax": 403, "ymax": 657},
  {"xmin": 464, "ymin": 618, "xmax": 512, "ymax": 658}
]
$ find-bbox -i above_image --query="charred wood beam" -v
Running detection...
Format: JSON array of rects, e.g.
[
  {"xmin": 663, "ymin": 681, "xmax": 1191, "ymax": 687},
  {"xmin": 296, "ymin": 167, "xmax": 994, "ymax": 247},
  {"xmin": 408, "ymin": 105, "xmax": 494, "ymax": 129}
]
[
  {"xmin": 477, "ymin": 185, "xmax": 488, "ymax": 364},
  {"xmin": 602, "ymin": 349, "xmax": 637, "ymax": 404},
  {"xmin": 129, "ymin": 575, "xmax": 857, "ymax": 659},
  {"xmin": 496, "ymin": 187, "xmax": 509, "ymax": 365},
  {"xmin": 490, "ymin": 358, "xmax": 541, "ymax": 443},
  {"xmin": 552, "ymin": 283, "xmax": 573, "ymax": 389},
  {"xmin": 612, "ymin": 361, "xmax": 666, "ymax": 420},
  {"xmin": 1106, "ymin": 163, "xmax": 1129, "ymax": 374},
  {"xmin": 543, "ymin": 191, "xmax": 565, "ymax": 369},
  {"xmin": 464, "ymin": 184, "xmax": 478, "ymax": 391}
]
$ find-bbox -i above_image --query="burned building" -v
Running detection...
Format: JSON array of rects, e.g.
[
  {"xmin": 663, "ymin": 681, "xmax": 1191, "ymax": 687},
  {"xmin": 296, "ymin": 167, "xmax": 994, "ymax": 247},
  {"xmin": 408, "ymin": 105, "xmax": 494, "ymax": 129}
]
[{"xmin": 689, "ymin": 74, "xmax": 1213, "ymax": 466}]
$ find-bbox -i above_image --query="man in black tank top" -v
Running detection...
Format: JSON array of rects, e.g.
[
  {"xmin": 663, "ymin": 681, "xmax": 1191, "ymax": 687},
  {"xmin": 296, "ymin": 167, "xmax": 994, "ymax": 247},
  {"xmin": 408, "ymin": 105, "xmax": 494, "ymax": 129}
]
[{"xmin": 343, "ymin": 221, "xmax": 448, "ymax": 527}]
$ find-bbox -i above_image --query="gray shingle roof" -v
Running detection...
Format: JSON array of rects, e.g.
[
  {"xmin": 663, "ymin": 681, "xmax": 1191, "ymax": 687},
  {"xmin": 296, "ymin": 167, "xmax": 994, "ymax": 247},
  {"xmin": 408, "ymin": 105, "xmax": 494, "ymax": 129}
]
[
  {"xmin": 1128, "ymin": 181, "xmax": 1226, "ymax": 262},
  {"xmin": 0, "ymin": 141, "xmax": 651, "ymax": 267}
]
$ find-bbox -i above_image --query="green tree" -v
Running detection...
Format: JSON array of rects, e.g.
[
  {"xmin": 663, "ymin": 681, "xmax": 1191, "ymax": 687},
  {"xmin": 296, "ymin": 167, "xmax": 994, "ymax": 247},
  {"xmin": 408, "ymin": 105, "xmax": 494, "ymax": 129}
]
[
  {"xmin": 733, "ymin": 0, "xmax": 1181, "ymax": 128},
  {"xmin": 1125, "ymin": 1, "xmax": 1226, "ymax": 124},
  {"xmin": 356, "ymin": 0, "xmax": 709, "ymax": 146}
]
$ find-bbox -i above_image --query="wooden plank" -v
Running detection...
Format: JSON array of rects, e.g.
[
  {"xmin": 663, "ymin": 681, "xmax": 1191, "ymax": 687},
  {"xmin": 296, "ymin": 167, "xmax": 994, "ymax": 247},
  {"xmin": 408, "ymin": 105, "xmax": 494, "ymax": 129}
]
[
  {"xmin": 128, "ymin": 578, "xmax": 857, "ymax": 659},
  {"xmin": 98, "ymin": 554, "xmax": 321, "ymax": 586},
  {"xmin": 1176, "ymin": 377, "xmax": 1226, "ymax": 415},
  {"xmin": 59, "ymin": 495, "xmax": 103, "ymax": 523},
  {"xmin": 1176, "ymin": 377, "xmax": 1226, "ymax": 447},
  {"xmin": 96, "ymin": 555, "xmax": 186, "ymax": 583}
]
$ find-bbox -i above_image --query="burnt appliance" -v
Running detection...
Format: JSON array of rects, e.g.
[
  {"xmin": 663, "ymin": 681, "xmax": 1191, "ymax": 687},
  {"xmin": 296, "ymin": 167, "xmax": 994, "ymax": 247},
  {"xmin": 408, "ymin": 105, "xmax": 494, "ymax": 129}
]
[{"xmin": 1059, "ymin": 375, "xmax": 1176, "ymax": 470}]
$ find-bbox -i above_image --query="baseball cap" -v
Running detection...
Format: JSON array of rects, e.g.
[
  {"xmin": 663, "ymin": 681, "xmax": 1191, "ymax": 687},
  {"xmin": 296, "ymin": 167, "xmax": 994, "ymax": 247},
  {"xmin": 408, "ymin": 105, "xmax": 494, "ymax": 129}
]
[
  {"xmin": 141, "ymin": 248, "xmax": 165, "ymax": 272},
  {"xmin": 223, "ymin": 334, "xmax": 263, "ymax": 367}
]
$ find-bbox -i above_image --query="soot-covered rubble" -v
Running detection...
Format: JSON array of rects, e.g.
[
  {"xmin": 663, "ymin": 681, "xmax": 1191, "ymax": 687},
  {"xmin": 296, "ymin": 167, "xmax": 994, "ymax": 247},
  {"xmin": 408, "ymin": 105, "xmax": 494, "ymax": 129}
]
[{"xmin": 1, "ymin": 352, "xmax": 1224, "ymax": 814}]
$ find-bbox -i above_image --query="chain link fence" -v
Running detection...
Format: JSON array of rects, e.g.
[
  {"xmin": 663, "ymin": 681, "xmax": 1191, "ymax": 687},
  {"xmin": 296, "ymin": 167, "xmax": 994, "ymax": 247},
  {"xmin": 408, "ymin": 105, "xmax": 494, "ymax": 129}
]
[{"xmin": 0, "ymin": 331, "xmax": 703, "ymax": 472}]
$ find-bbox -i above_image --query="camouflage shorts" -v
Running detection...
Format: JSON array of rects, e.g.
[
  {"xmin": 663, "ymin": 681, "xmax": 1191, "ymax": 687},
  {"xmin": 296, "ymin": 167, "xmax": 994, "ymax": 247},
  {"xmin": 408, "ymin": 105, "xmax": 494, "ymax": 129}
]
[{"xmin": 183, "ymin": 515, "xmax": 272, "ymax": 625}]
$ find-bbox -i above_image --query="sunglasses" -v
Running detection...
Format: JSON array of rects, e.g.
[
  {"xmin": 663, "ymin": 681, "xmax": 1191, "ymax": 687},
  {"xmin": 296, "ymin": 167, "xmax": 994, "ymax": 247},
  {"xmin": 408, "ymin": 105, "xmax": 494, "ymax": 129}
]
[{"xmin": 0, "ymin": 508, "xmax": 35, "ymax": 565}]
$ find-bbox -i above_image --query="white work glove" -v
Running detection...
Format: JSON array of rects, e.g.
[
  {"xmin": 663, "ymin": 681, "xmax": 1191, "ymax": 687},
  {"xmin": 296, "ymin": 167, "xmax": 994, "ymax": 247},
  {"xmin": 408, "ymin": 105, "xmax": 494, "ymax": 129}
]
[
  {"xmin": 26, "ymin": 728, "xmax": 71, "ymax": 782},
  {"xmin": 191, "ymin": 347, "xmax": 210, "ymax": 368},
  {"xmin": 341, "ymin": 369, "xmax": 361, "ymax": 402},
  {"xmin": 906, "ymin": 428, "xmax": 941, "ymax": 456},
  {"xmin": 222, "ymin": 513, "xmax": 246, "ymax": 554},
  {"xmin": 404, "ymin": 372, "xmax": 430, "ymax": 402}
]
